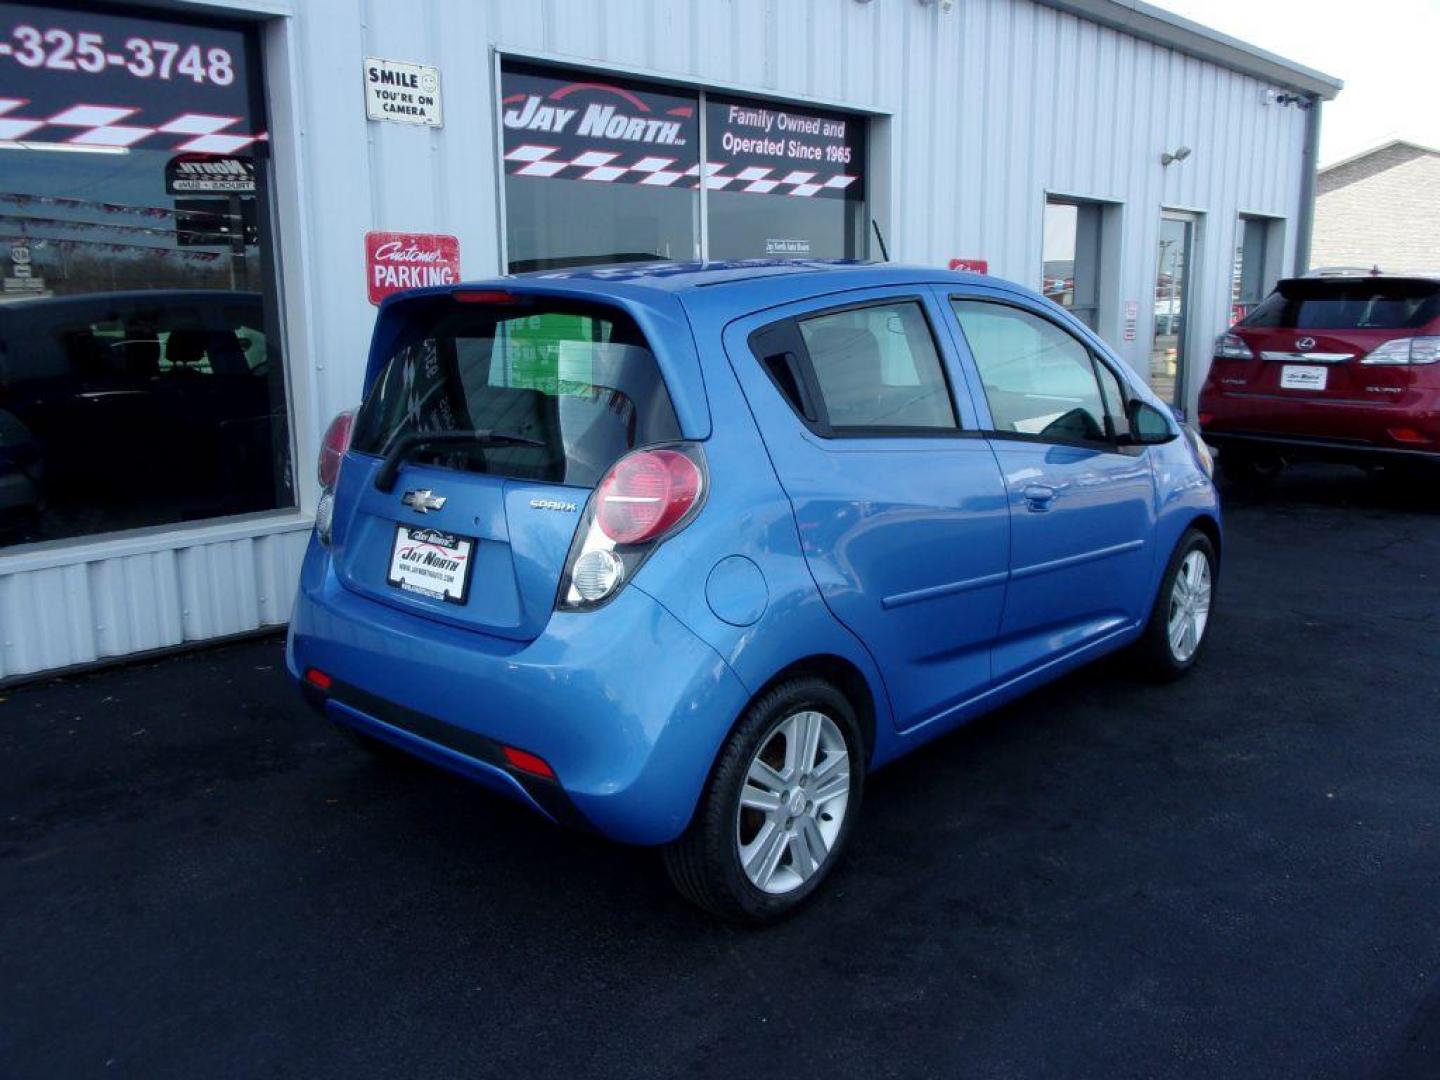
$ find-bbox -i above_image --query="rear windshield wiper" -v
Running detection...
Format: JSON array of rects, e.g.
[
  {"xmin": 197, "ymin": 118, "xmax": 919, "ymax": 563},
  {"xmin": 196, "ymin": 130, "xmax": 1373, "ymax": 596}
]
[{"xmin": 373, "ymin": 429, "xmax": 545, "ymax": 492}]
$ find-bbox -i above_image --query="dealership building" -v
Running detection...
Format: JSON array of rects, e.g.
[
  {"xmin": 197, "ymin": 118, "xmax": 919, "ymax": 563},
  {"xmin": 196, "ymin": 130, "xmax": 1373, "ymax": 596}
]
[{"xmin": 0, "ymin": 0, "xmax": 1340, "ymax": 681}]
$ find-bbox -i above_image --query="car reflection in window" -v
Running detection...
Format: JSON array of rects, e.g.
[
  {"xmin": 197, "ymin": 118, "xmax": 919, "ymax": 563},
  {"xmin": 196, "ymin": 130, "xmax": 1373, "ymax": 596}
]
[{"xmin": 0, "ymin": 290, "xmax": 291, "ymax": 545}]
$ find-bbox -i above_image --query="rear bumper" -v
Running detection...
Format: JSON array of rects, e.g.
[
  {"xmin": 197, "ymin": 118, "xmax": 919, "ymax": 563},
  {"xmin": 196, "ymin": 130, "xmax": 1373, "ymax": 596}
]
[
  {"xmin": 1199, "ymin": 385, "xmax": 1439, "ymax": 463},
  {"xmin": 287, "ymin": 538, "xmax": 751, "ymax": 845}
]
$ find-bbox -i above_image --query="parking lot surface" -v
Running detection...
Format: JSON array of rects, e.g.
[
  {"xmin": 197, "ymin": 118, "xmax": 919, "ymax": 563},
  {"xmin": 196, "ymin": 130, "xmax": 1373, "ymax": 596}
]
[{"xmin": 3, "ymin": 466, "xmax": 1439, "ymax": 1079}]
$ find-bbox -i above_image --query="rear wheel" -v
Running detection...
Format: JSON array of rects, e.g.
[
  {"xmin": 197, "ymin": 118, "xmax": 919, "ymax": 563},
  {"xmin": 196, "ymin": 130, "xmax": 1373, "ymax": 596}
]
[
  {"xmin": 663, "ymin": 677, "xmax": 864, "ymax": 924},
  {"xmin": 1135, "ymin": 528, "xmax": 1217, "ymax": 681}
]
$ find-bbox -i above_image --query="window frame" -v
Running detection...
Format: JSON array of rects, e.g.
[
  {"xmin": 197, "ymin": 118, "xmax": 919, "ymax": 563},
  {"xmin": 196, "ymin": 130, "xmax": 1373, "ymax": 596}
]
[
  {"xmin": 748, "ymin": 295, "xmax": 969, "ymax": 441},
  {"xmin": 947, "ymin": 295, "xmax": 1137, "ymax": 453}
]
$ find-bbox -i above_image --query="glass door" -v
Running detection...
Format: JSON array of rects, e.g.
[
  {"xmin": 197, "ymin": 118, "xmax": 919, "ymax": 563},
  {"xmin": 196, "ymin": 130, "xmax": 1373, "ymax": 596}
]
[{"xmin": 1151, "ymin": 212, "xmax": 1196, "ymax": 408}]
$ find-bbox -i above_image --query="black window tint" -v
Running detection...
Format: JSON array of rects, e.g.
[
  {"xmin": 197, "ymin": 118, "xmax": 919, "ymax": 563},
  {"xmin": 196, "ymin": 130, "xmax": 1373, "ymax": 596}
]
[
  {"xmin": 351, "ymin": 299, "xmax": 680, "ymax": 488},
  {"xmin": 951, "ymin": 300, "xmax": 1109, "ymax": 444},
  {"xmin": 797, "ymin": 302, "xmax": 957, "ymax": 430},
  {"xmin": 1242, "ymin": 279, "xmax": 1440, "ymax": 330}
]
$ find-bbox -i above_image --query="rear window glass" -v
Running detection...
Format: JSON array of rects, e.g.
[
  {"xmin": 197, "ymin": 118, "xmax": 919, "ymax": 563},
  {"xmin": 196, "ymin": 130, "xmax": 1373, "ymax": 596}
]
[
  {"xmin": 1241, "ymin": 280, "xmax": 1440, "ymax": 330},
  {"xmin": 351, "ymin": 299, "xmax": 681, "ymax": 487}
]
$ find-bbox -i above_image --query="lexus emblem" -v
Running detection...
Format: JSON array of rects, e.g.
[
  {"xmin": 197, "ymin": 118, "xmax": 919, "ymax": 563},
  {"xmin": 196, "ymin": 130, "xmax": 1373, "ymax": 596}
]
[
  {"xmin": 1295, "ymin": 336, "xmax": 1316, "ymax": 350},
  {"xmin": 401, "ymin": 488, "xmax": 447, "ymax": 514}
]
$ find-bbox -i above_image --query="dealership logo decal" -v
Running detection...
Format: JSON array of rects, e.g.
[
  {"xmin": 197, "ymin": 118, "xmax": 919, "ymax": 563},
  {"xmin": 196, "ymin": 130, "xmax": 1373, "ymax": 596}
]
[
  {"xmin": 503, "ymin": 93, "xmax": 687, "ymax": 147},
  {"xmin": 499, "ymin": 69, "xmax": 863, "ymax": 201}
]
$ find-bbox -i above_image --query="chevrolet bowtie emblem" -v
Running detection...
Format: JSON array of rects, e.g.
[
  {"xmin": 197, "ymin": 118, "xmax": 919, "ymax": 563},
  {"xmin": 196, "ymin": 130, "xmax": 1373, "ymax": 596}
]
[{"xmin": 401, "ymin": 489, "xmax": 446, "ymax": 514}]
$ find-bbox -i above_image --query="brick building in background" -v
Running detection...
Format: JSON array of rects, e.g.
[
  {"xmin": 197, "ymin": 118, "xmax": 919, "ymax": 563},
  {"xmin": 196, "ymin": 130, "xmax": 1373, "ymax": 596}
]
[{"xmin": 1311, "ymin": 140, "xmax": 1440, "ymax": 274}]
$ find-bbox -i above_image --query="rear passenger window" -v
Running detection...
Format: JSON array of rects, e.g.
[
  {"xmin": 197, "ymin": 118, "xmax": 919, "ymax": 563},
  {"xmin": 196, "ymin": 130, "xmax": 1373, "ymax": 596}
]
[
  {"xmin": 798, "ymin": 302, "xmax": 957, "ymax": 430},
  {"xmin": 951, "ymin": 300, "xmax": 1113, "ymax": 444}
]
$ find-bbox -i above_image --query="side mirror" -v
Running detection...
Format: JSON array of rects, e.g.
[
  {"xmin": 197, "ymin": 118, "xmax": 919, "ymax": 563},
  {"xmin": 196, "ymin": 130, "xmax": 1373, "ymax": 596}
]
[{"xmin": 1125, "ymin": 400, "xmax": 1179, "ymax": 445}]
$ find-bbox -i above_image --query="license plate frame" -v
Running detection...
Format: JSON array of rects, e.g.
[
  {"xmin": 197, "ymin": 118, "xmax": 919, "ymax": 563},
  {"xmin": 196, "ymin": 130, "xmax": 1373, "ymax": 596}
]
[
  {"xmin": 386, "ymin": 525, "xmax": 475, "ymax": 605},
  {"xmin": 1280, "ymin": 364, "xmax": 1328, "ymax": 391}
]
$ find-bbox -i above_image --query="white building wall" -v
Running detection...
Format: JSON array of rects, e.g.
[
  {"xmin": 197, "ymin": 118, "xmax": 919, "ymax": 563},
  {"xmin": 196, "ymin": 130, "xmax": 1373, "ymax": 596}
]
[{"xmin": 0, "ymin": 0, "xmax": 1316, "ymax": 681}]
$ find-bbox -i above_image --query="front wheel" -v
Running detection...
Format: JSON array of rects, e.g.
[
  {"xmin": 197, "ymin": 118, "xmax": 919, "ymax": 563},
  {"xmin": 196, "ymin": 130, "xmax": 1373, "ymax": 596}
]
[
  {"xmin": 663, "ymin": 677, "xmax": 865, "ymax": 924},
  {"xmin": 1134, "ymin": 528, "xmax": 1217, "ymax": 681}
]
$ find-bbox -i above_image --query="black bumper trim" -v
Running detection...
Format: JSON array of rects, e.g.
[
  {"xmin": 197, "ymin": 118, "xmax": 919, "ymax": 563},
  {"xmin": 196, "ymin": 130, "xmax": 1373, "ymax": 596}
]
[
  {"xmin": 297, "ymin": 675, "xmax": 594, "ymax": 832},
  {"xmin": 1204, "ymin": 430, "xmax": 1439, "ymax": 468}
]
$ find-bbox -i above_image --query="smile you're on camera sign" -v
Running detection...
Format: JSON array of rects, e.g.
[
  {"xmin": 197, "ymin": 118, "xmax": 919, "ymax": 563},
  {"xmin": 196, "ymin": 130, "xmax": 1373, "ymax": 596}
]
[{"xmin": 363, "ymin": 56, "xmax": 442, "ymax": 127}]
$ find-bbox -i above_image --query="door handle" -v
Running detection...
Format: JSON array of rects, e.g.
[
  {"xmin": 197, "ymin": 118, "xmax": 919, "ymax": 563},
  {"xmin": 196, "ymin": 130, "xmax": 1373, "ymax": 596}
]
[{"xmin": 1022, "ymin": 483, "xmax": 1056, "ymax": 512}]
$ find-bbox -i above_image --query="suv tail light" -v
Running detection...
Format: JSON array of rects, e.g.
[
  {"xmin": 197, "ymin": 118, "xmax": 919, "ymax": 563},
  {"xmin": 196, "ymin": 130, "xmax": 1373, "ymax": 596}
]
[
  {"xmin": 558, "ymin": 444, "xmax": 707, "ymax": 610},
  {"xmin": 1213, "ymin": 333, "xmax": 1254, "ymax": 360},
  {"xmin": 316, "ymin": 408, "xmax": 356, "ymax": 544},
  {"xmin": 1360, "ymin": 337, "xmax": 1440, "ymax": 365}
]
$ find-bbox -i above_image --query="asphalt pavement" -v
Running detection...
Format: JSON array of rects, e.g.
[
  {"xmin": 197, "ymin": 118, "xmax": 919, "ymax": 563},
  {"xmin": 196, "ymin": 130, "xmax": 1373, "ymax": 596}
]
[{"xmin": 3, "ymin": 464, "xmax": 1439, "ymax": 1079}]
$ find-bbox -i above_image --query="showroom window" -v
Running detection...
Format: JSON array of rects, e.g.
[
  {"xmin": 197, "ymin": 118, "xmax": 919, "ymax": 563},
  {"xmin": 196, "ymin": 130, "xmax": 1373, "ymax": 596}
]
[
  {"xmin": 500, "ymin": 63, "xmax": 701, "ymax": 271},
  {"xmin": 0, "ymin": 3, "xmax": 291, "ymax": 548},
  {"xmin": 499, "ymin": 62, "xmax": 867, "ymax": 270},
  {"xmin": 705, "ymin": 94, "xmax": 865, "ymax": 261},
  {"xmin": 1041, "ymin": 198, "xmax": 1103, "ymax": 330},
  {"xmin": 1231, "ymin": 215, "xmax": 1282, "ymax": 324}
]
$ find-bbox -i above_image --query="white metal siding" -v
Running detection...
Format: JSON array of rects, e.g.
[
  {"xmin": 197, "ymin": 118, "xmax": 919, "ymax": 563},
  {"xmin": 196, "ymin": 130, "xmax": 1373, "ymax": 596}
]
[
  {"xmin": 0, "ymin": 526, "xmax": 310, "ymax": 681},
  {"xmin": 0, "ymin": 0, "xmax": 1314, "ymax": 679},
  {"xmin": 286, "ymin": 0, "xmax": 1309, "ymax": 424}
]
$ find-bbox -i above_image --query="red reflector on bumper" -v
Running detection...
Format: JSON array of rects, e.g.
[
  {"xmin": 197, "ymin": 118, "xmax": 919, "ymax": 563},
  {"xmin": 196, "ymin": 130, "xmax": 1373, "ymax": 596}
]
[
  {"xmin": 304, "ymin": 668, "xmax": 333, "ymax": 691},
  {"xmin": 502, "ymin": 745, "xmax": 555, "ymax": 780},
  {"xmin": 1387, "ymin": 427, "xmax": 1431, "ymax": 445}
]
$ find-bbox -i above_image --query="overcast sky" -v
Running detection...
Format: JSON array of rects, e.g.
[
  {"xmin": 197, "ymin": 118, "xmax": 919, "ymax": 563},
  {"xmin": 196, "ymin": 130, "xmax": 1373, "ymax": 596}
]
[{"xmin": 1151, "ymin": 0, "xmax": 1440, "ymax": 166}]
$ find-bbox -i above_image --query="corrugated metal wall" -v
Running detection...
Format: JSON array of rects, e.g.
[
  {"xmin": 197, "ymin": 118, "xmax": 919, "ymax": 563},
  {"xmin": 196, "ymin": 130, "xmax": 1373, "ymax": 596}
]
[
  {"xmin": 0, "ymin": 0, "xmax": 1312, "ymax": 680},
  {"xmin": 0, "ymin": 524, "xmax": 310, "ymax": 681},
  {"xmin": 289, "ymin": 0, "xmax": 1310, "ymax": 427}
]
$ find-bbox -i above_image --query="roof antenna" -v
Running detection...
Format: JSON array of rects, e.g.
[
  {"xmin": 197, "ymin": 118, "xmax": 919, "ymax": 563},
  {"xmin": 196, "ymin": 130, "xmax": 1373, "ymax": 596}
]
[{"xmin": 871, "ymin": 218, "xmax": 891, "ymax": 262}]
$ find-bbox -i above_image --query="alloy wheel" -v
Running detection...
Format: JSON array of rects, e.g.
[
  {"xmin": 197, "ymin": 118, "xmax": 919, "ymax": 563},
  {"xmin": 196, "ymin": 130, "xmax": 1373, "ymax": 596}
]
[
  {"xmin": 735, "ymin": 710, "xmax": 852, "ymax": 895},
  {"xmin": 1167, "ymin": 549, "xmax": 1213, "ymax": 663}
]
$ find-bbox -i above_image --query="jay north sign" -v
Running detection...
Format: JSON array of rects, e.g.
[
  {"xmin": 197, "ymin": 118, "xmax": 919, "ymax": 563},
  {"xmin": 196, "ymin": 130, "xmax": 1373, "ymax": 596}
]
[{"xmin": 500, "ymin": 63, "xmax": 862, "ymax": 199}]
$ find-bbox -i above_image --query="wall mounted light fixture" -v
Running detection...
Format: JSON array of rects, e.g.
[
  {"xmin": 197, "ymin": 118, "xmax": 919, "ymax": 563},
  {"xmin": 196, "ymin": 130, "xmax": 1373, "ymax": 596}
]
[{"xmin": 1160, "ymin": 146, "xmax": 1192, "ymax": 167}]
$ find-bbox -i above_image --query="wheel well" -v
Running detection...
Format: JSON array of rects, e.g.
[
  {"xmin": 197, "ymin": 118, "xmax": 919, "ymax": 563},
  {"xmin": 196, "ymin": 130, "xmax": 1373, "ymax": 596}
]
[
  {"xmin": 1188, "ymin": 513, "xmax": 1223, "ymax": 563},
  {"xmin": 748, "ymin": 655, "xmax": 879, "ymax": 763}
]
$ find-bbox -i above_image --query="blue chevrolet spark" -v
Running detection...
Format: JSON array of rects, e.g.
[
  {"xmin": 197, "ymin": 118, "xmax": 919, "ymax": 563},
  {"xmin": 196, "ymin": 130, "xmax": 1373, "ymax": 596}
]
[{"xmin": 289, "ymin": 262, "xmax": 1220, "ymax": 922}]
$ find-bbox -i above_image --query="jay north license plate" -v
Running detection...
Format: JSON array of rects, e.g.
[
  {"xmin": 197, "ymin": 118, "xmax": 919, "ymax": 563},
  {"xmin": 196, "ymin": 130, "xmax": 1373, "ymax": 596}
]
[{"xmin": 387, "ymin": 526, "xmax": 474, "ymax": 604}]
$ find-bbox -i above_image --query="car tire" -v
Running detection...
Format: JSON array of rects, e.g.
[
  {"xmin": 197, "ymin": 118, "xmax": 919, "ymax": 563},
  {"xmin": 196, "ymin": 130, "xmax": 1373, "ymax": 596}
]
[
  {"xmin": 663, "ymin": 677, "xmax": 865, "ymax": 925},
  {"xmin": 1219, "ymin": 449, "xmax": 1283, "ymax": 487},
  {"xmin": 1135, "ymin": 528, "xmax": 1218, "ymax": 682}
]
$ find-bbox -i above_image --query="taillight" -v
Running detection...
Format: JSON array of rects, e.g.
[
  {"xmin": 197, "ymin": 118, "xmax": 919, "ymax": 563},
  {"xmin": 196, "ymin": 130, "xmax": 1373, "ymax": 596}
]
[
  {"xmin": 1361, "ymin": 337, "xmax": 1440, "ymax": 365},
  {"xmin": 316, "ymin": 409, "xmax": 356, "ymax": 546},
  {"xmin": 559, "ymin": 444, "xmax": 707, "ymax": 610},
  {"xmin": 1214, "ymin": 333, "xmax": 1254, "ymax": 360},
  {"xmin": 595, "ymin": 449, "xmax": 701, "ymax": 544},
  {"xmin": 318, "ymin": 409, "xmax": 356, "ymax": 490}
]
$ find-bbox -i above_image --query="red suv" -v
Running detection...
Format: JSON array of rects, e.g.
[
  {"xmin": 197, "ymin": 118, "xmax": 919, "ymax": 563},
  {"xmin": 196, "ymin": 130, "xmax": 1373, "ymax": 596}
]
[{"xmin": 1198, "ymin": 275, "xmax": 1440, "ymax": 482}]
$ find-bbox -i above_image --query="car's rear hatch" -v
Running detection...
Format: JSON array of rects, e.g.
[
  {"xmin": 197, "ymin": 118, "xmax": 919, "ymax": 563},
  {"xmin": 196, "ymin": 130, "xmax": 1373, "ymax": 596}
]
[
  {"xmin": 328, "ymin": 290, "xmax": 684, "ymax": 642},
  {"xmin": 1219, "ymin": 277, "xmax": 1440, "ymax": 408}
]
